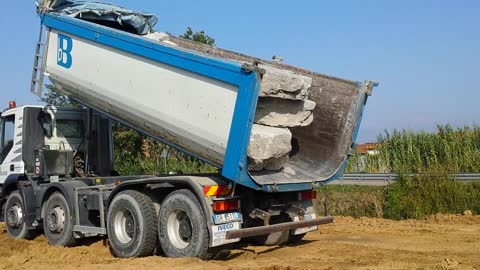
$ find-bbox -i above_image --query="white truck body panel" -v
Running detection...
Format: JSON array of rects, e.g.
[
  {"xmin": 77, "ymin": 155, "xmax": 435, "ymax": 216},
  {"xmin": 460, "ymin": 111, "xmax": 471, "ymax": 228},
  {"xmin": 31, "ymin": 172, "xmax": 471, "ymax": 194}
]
[{"xmin": 46, "ymin": 29, "xmax": 238, "ymax": 166}]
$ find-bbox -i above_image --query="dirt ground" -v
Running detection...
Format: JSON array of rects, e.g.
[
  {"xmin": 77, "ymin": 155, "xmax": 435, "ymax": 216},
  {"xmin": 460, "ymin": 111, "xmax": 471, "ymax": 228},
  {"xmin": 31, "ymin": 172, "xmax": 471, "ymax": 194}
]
[{"xmin": 1, "ymin": 214, "xmax": 479, "ymax": 270}]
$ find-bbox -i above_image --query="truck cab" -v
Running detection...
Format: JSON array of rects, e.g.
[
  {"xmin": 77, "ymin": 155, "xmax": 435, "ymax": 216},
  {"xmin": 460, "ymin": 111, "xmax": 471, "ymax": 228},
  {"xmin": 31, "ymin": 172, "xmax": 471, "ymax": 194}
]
[{"xmin": 0, "ymin": 102, "xmax": 113, "ymax": 188}]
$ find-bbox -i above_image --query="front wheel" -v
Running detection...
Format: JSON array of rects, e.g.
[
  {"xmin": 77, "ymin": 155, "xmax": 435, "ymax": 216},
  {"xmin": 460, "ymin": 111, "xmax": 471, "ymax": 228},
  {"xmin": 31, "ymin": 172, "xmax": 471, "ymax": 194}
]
[
  {"xmin": 4, "ymin": 191, "xmax": 34, "ymax": 239},
  {"xmin": 43, "ymin": 192, "xmax": 76, "ymax": 246},
  {"xmin": 107, "ymin": 190, "xmax": 157, "ymax": 258},
  {"xmin": 158, "ymin": 189, "xmax": 211, "ymax": 259}
]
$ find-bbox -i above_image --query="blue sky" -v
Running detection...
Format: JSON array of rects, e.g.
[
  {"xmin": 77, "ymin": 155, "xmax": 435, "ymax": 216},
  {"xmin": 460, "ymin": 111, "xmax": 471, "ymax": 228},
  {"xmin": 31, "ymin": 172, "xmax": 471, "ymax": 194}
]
[{"xmin": 0, "ymin": 1, "xmax": 479, "ymax": 142}]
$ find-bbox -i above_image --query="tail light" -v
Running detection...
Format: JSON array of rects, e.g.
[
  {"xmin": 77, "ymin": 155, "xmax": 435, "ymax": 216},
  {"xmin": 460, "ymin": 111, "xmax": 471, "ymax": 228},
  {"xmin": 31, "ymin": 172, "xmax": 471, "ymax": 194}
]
[
  {"xmin": 213, "ymin": 200, "xmax": 240, "ymax": 212},
  {"xmin": 298, "ymin": 190, "xmax": 317, "ymax": 201}
]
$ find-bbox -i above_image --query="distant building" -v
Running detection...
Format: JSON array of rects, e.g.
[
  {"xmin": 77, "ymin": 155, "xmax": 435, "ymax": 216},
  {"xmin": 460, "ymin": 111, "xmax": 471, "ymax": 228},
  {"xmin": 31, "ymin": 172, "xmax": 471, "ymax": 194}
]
[{"xmin": 356, "ymin": 143, "xmax": 380, "ymax": 156}]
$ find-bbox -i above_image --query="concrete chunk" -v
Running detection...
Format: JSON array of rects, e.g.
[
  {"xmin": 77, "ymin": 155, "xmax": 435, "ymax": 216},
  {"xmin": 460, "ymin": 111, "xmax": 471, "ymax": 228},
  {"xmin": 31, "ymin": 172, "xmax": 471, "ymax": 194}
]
[
  {"xmin": 249, "ymin": 155, "xmax": 289, "ymax": 171},
  {"xmin": 255, "ymin": 98, "xmax": 316, "ymax": 127},
  {"xmin": 247, "ymin": 124, "xmax": 292, "ymax": 170},
  {"xmin": 264, "ymin": 155, "xmax": 290, "ymax": 171},
  {"xmin": 259, "ymin": 64, "xmax": 313, "ymax": 100}
]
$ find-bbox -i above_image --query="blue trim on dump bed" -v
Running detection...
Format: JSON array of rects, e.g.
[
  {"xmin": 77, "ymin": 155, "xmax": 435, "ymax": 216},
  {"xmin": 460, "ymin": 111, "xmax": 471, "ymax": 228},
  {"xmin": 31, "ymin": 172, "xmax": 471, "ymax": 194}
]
[{"xmin": 42, "ymin": 15, "xmax": 248, "ymax": 84}]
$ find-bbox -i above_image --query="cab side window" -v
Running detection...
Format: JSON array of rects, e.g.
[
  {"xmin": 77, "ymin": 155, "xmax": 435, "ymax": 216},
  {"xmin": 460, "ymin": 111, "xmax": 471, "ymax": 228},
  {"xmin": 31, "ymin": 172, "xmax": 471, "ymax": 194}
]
[
  {"xmin": 0, "ymin": 115, "xmax": 15, "ymax": 163},
  {"xmin": 56, "ymin": 119, "xmax": 84, "ymax": 138}
]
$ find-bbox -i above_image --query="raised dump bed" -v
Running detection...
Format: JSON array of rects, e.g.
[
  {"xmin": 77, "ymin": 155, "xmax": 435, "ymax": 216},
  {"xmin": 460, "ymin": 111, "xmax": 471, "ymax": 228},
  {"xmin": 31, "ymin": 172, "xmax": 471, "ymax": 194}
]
[
  {"xmin": 36, "ymin": 2, "xmax": 376, "ymax": 192},
  {"xmin": 169, "ymin": 37, "xmax": 376, "ymax": 186}
]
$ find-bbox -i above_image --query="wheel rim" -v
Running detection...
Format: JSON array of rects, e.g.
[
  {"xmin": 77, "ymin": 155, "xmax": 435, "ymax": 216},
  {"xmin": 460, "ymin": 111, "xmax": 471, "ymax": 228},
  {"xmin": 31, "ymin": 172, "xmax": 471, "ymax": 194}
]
[
  {"xmin": 7, "ymin": 204, "xmax": 23, "ymax": 228},
  {"xmin": 167, "ymin": 210, "xmax": 192, "ymax": 249},
  {"xmin": 114, "ymin": 208, "xmax": 136, "ymax": 244},
  {"xmin": 47, "ymin": 206, "xmax": 66, "ymax": 233}
]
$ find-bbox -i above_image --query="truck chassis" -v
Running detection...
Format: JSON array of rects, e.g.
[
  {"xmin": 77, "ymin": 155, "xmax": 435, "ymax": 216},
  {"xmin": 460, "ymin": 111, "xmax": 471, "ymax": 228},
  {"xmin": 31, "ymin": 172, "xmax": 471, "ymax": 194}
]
[{"xmin": 1, "ymin": 172, "xmax": 330, "ymax": 258}]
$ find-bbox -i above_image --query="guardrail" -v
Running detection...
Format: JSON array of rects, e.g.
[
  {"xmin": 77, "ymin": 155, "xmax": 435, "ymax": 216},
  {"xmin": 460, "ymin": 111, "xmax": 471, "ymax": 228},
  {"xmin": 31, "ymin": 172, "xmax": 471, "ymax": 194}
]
[{"xmin": 328, "ymin": 173, "xmax": 480, "ymax": 186}]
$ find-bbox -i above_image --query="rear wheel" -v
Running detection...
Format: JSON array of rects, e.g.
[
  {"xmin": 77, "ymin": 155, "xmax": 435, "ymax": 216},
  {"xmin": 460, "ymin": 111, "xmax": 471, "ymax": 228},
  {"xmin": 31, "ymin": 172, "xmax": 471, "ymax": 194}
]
[
  {"xmin": 158, "ymin": 189, "xmax": 210, "ymax": 259},
  {"xmin": 107, "ymin": 190, "xmax": 157, "ymax": 258},
  {"xmin": 43, "ymin": 192, "xmax": 76, "ymax": 246},
  {"xmin": 251, "ymin": 215, "xmax": 290, "ymax": 246},
  {"xmin": 5, "ymin": 191, "xmax": 34, "ymax": 239},
  {"xmin": 288, "ymin": 233, "xmax": 306, "ymax": 244}
]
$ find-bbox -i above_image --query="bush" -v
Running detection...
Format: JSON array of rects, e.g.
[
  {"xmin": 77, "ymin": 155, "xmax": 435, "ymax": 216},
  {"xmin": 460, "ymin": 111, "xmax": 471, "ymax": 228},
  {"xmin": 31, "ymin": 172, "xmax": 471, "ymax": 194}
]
[
  {"xmin": 342, "ymin": 125, "xmax": 480, "ymax": 220},
  {"xmin": 113, "ymin": 123, "xmax": 217, "ymax": 176},
  {"xmin": 114, "ymin": 152, "xmax": 217, "ymax": 176},
  {"xmin": 316, "ymin": 185, "xmax": 385, "ymax": 218},
  {"xmin": 384, "ymin": 173, "xmax": 480, "ymax": 220}
]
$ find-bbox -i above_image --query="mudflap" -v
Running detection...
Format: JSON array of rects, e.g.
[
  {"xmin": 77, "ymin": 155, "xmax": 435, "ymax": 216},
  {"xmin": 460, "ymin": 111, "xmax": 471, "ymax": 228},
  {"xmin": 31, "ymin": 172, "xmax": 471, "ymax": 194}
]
[{"xmin": 210, "ymin": 222, "xmax": 242, "ymax": 247}]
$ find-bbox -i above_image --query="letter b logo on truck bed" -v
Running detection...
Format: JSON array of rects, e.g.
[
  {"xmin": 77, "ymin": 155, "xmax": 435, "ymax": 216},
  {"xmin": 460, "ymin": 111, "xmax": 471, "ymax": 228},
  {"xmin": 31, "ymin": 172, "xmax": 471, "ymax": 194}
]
[{"xmin": 57, "ymin": 34, "xmax": 73, "ymax": 69}]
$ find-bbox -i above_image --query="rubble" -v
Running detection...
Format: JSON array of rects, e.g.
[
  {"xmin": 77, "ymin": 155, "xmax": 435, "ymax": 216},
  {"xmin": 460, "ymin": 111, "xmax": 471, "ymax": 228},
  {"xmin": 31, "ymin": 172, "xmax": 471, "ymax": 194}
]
[
  {"xmin": 247, "ymin": 124, "xmax": 292, "ymax": 171},
  {"xmin": 249, "ymin": 155, "xmax": 289, "ymax": 171},
  {"xmin": 254, "ymin": 98, "xmax": 316, "ymax": 128},
  {"xmin": 246, "ymin": 67, "xmax": 315, "ymax": 170},
  {"xmin": 258, "ymin": 64, "xmax": 312, "ymax": 100}
]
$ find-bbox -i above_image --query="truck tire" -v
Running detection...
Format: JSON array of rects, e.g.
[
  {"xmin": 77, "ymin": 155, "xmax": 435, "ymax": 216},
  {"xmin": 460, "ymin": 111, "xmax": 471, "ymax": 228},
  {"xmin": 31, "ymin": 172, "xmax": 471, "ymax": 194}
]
[
  {"xmin": 43, "ymin": 192, "xmax": 76, "ymax": 246},
  {"xmin": 252, "ymin": 231, "xmax": 289, "ymax": 246},
  {"xmin": 107, "ymin": 190, "xmax": 157, "ymax": 258},
  {"xmin": 251, "ymin": 215, "xmax": 289, "ymax": 246},
  {"xmin": 158, "ymin": 189, "xmax": 210, "ymax": 259},
  {"xmin": 4, "ymin": 191, "xmax": 34, "ymax": 239},
  {"xmin": 288, "ymin": 233, "xmax": 306, "ymax": 244}
]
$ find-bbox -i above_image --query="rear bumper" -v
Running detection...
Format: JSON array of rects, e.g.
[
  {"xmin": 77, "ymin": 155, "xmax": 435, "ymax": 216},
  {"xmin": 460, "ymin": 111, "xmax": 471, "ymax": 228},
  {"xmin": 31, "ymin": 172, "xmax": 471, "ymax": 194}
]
[{"xmin": 225, "ymin": 216, "xmax": 334, "ymax": 239}]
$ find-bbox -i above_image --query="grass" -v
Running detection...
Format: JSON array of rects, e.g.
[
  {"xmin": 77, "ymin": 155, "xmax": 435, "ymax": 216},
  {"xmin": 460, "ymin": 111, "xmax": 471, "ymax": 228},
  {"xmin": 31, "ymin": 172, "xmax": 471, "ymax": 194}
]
[
  {"xmin": 316, "ymin": 185, "xmax": 386, "ymax": 218},
  {"xmin": 384, "ymin": 173, "xmax": 480, "ymax": 219},
  {"xmin": 347, "ymin": 125, "xmax": 480, "ymax": 174},
  {"xmin": 317, "ymin": 178, "xmax": 480, "ymax": 220},
  {"xmin": 334, "ymin": 125, "xmax": 480, "ymax": 219}
]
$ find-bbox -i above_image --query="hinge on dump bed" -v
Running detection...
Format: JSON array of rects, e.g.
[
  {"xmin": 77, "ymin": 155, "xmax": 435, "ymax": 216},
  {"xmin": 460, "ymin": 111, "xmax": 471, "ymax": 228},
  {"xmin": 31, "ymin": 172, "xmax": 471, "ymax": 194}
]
[
  {"xmin": 241, "ymin": 62, "xmax": 266, "ymax": 75},
  {"xmin": 363, "ymin": 80, "xmax": 379, "ymax": 96}
]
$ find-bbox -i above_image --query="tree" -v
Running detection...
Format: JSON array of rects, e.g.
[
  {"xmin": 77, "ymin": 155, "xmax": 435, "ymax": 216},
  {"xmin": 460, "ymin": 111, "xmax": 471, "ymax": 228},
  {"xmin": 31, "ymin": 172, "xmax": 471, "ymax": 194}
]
[
  {"xmin": 180, "ymin": 27, "xmax": 215, "ymax": 46},
  {"xmin": 40, "ymin": 84, "xmax": 79, "ymax": 107}
]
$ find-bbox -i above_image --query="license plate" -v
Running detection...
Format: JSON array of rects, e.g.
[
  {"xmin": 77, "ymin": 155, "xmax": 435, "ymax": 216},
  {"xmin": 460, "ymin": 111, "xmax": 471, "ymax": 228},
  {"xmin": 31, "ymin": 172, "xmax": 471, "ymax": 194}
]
[
  {"xmin": 211, "ymin": 222, "xmax": 241, "ymax": 247},
  {"xmin": 213, "ymin": 212, "xmax": 242, "ymax": 224},
  {"xmin": 294, "ymin": 214, "xmax": 318, "ymax": 235}
]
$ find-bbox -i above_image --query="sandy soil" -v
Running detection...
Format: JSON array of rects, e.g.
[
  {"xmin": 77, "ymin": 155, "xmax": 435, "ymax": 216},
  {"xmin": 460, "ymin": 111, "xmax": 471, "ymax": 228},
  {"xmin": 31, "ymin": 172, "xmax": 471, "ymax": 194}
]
[{"xmin": 1, "ymin": 215, "xmax": 479, "ymax": 270}]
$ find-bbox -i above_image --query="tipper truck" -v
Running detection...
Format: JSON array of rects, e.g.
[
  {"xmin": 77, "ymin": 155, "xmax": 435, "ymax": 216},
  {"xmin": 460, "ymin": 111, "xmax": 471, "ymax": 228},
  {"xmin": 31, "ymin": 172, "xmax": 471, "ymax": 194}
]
[{"xmin": 0, "ymin": 0, "xmax": 377, "ymax": 258}]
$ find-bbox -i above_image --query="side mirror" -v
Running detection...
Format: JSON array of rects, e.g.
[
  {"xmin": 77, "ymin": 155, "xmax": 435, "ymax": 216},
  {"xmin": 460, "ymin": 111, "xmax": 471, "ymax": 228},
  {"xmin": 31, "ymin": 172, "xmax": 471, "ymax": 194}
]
[{"xmin": 38, "ymin": 111, "xmax": 53, "ymax": 138}]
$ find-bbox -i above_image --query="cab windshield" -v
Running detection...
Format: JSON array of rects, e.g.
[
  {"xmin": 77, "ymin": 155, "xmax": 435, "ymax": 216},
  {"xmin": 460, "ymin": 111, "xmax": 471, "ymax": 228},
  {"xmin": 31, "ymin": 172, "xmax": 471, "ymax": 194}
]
[{"xmin": 0, "ymin": 115, "xmax": 15, "ymax": 163}]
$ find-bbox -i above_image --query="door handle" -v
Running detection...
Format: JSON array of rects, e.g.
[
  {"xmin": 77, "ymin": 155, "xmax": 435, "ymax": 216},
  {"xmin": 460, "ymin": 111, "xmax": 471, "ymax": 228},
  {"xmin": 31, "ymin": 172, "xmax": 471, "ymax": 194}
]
[{"xmin": 10, "ymin": 164, "xmax": 14, "ymax": 172}]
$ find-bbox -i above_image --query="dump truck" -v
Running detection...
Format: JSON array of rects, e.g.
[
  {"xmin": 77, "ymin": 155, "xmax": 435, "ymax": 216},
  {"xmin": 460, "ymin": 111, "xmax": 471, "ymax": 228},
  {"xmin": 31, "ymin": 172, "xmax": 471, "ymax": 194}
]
[{"xmin": 0, "ymin": 1, "xmax": 377, "ymax": 259}]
